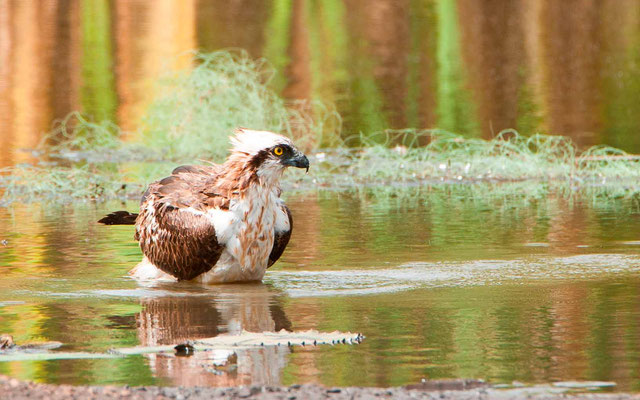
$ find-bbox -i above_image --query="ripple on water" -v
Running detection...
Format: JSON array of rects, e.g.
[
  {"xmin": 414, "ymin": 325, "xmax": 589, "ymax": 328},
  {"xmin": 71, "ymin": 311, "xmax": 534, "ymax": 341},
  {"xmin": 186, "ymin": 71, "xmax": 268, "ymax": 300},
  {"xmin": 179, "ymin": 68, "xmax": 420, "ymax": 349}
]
[
  {"xmin": 267, "ymin": 254, "xmax": 640, "ymax": 297},
  {"xmin": 10, "ymin": 254, "xmax": 640, "ymax": 300}
]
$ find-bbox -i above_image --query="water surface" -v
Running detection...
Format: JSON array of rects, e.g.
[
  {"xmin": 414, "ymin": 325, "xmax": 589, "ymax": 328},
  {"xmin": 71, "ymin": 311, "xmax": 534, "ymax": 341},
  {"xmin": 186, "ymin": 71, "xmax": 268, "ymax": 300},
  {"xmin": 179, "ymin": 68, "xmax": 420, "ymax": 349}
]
[
  {"xmin": 1, "ymin": 188, "xmax": 640, "ymax": 389},
  {"xmin": 2, "ymin": 1, "xmax": 640, "ymax": 387}
]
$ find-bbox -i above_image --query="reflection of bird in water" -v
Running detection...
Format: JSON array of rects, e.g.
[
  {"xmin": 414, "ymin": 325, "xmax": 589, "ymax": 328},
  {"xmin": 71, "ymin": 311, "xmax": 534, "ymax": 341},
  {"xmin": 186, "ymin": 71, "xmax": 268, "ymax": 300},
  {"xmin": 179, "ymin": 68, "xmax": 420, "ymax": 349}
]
[
  {"xmin": 136, "ymin": 283, "xmax": 292, "ymax": 387},
  {"xmin": 99, "ymin": 129, "xmax": 309, "ymax": 283}
]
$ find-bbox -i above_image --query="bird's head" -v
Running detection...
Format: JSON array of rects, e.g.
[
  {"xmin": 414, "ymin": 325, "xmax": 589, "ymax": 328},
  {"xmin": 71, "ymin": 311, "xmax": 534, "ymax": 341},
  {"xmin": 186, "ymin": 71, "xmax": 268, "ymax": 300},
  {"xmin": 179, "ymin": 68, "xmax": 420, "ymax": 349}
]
[{"xmin": 229, "ymin": 128, "xmax": 309, "ymax": 183}]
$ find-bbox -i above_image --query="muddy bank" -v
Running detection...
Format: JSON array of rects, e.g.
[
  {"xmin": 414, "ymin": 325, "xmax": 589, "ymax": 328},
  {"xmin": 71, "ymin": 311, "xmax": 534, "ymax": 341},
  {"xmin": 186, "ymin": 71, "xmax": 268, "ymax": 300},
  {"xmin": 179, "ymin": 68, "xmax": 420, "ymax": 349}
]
[{"xmin": 2, "ymin": 376, "xmax": 639, "ymax": 400}]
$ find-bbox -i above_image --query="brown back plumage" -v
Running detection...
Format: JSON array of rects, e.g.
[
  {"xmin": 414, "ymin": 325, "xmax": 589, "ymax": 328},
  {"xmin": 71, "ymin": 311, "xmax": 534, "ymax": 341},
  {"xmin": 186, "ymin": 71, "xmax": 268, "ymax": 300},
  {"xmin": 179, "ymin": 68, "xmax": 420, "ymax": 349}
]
[{"xmin": 135, "ymin": 164, "xmax": 226, "ymax": 280}]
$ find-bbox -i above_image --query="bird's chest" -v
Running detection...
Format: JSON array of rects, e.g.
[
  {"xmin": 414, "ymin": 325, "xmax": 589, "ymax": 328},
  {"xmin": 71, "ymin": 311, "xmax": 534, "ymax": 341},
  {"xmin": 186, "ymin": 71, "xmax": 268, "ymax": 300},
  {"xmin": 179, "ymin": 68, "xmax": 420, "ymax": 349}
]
[{"xmin": 227, "ymin": 190, "xmax": 278, "ymax": 271}]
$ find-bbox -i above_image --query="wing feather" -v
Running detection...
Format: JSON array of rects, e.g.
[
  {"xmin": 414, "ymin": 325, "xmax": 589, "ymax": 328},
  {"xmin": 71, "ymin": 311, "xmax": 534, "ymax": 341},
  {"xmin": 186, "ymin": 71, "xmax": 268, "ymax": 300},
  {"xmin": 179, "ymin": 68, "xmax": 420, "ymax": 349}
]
[
  {"xmin": 268, "ymin": 205, "xmax": 292, "ymax": 268},
  {"xmin": 136, "ymin": 165, "xmax": 226, "ymax": 280}
]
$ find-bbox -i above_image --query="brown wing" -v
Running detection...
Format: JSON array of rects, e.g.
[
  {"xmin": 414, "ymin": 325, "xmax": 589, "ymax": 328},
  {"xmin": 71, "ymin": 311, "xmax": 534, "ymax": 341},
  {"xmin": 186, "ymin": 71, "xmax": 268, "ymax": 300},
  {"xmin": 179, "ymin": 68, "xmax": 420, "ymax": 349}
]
[
  {"xmin": 268, "ymin": 205, "xmax": 292, "ymax": 268},
  {"xmin": 135, "ymin": 165, "xmax": 227, "ymax": 281},
  {"xmin": 99, "ymin": 165, "xmax": 222, "ymax": 225},
  {"xmin": 140, "ymin": 164, "xmax": 222, "ymax": 205}
]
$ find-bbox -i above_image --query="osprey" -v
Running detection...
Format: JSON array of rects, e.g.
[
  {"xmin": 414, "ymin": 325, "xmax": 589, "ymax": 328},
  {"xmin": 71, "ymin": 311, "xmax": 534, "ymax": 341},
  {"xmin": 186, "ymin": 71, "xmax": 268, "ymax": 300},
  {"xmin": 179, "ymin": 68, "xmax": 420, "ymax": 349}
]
[{"xmin": 99, "ymin": 128, "xmax": 309, "ymax": 283}]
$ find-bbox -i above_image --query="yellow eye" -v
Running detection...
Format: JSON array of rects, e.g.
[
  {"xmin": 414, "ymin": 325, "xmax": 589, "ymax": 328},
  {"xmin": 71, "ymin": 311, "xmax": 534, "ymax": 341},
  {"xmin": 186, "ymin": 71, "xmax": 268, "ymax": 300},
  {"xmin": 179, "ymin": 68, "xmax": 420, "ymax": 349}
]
[{"xmin": 273, "ymin": 146, "xmax": 284, "ymax": 156}]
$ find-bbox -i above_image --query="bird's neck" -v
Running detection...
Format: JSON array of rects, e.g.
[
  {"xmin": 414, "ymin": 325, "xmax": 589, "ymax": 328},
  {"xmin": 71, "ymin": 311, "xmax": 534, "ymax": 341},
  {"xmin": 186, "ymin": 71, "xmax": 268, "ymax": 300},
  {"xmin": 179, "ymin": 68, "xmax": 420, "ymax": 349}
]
[{"xmin": 218, "ymin": 155, "xmax": 282, "ymax": 195}]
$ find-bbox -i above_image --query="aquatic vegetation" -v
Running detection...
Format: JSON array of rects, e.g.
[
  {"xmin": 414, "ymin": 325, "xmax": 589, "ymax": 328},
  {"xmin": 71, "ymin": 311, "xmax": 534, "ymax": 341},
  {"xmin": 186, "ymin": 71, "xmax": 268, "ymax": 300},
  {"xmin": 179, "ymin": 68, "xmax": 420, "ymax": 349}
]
[
  {"xmin": 1, "ymin": 51, "xmax": 640, "ymax": 204},
  {"xmin": 311, "ymin": 129, "xmax": 640, "ymax": 200},
  {"xmin": 343, "ymin": 129, "xmax": 640, "ymax": 183},
  {"xmin": 0, "ymin": 164, "xmax": 125, "ymax": 206},
  {"xmin": 40, "ymin": 51, "xmax": 341, "ymax": 163},
  {"xmin": 141, "ymin": 51, "xmax": 341, "ymax": 159},
  {"xmin": 3, "ymin": 128, "xmax": 640, "ymax": 204},
  {"xmin": 43, "ymin": 112, "xmax": 121, "ymax": 152}
]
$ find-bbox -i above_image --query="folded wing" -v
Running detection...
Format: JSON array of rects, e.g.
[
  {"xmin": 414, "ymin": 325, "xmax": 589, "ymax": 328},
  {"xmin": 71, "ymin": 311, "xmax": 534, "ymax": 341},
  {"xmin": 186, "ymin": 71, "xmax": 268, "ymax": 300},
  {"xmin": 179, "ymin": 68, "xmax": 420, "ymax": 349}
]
[
  {"xmin": 268, "ymin": 205, "xmax": 292, "ymax": 268},
  {"xmin": 135, "ymin": 165, "xmax": 226, "ymax": 281}
]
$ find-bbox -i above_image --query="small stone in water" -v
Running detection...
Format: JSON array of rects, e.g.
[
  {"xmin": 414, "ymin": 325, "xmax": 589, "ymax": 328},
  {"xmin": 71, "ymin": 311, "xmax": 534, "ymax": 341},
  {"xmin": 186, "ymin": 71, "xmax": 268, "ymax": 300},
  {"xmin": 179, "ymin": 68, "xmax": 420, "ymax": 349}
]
[{"xmin": 174, "ymin": 343, "xmax": 195, "ymax": 356}]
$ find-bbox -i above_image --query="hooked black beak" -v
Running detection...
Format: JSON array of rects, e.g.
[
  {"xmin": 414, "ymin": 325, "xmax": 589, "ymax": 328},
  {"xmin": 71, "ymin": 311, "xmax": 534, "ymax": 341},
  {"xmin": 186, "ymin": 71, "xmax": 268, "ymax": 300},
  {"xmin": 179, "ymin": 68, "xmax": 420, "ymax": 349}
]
[{"xmin": 284, "ymin": 152, "xmax": 310, "ymax": 173}]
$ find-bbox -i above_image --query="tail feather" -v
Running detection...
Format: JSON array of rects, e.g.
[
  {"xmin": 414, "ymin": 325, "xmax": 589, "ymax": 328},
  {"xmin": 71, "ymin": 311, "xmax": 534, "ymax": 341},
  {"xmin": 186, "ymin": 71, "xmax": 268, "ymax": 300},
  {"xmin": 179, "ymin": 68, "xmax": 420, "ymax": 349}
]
[{"xmin": 98, "ymin": 211, "xmax": 138, "ymax": 225}]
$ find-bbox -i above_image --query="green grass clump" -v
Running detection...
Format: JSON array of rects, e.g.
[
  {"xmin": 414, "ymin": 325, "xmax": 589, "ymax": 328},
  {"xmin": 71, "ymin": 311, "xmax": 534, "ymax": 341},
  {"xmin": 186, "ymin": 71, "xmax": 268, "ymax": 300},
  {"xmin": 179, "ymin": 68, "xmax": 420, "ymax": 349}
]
[
  {"xmin": 0, "ymin": 164, "xmax": 137, "ymax": 206},
  {"xmin": 141, "ymin": 51, "xmax": 341, "ymax": 159},
  {"xmin": 37, "ymin": 112, "xmax": 157, "ymax": 164},
  {"xmin": 37, "ymin": 51, "xmax": 341, "ymax": 163},
  {"xmin": 316, "ymin": 129, "xmax": 640, "ymax": 190}
]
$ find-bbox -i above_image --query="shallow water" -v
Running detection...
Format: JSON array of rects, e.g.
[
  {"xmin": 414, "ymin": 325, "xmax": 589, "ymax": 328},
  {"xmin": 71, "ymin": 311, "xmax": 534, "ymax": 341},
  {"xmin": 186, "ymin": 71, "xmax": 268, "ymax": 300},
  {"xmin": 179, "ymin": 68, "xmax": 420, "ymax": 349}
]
[{"xmin": 1, "ymin": 188, "xmax": 640, "ymax": 389}]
